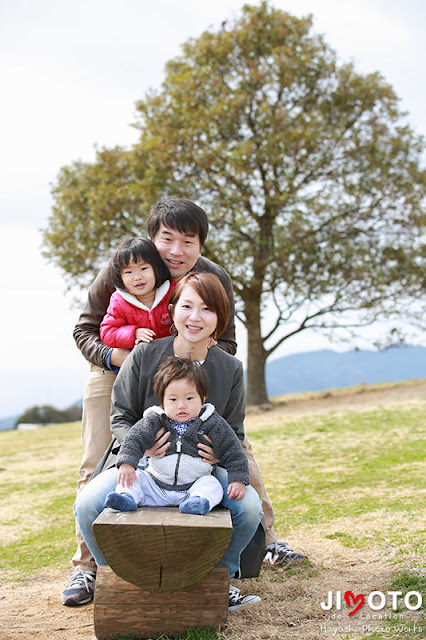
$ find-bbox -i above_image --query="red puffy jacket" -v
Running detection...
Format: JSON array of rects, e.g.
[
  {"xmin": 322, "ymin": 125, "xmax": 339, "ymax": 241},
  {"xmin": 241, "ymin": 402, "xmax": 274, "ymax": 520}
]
[{"xmin": 100, "ymin": 281, "xmax": 176, "ymax": 349}]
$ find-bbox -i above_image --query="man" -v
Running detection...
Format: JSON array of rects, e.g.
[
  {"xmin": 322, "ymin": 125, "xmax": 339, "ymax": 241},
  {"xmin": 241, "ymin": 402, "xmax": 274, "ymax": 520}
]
[{"xmin": 63, "ymin": 197, "xmax": 303, "ymax": 607}]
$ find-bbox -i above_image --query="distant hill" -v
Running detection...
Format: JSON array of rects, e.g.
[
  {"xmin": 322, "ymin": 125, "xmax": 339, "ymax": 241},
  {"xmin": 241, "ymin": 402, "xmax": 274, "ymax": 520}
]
[
  {"xmin": 0, "ymin": 415, "xmax": 18, "ymax": 432},
  {"xmin": 266, "ymin": 344, "xmax": 426, "ymax": 396}
]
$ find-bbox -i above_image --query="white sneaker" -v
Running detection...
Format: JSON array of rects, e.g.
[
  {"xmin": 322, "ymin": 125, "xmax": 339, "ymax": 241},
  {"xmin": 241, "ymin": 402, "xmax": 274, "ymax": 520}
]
[{"xmin": 228, "ymin": 584, "xmax": 261, "ymax": 611}]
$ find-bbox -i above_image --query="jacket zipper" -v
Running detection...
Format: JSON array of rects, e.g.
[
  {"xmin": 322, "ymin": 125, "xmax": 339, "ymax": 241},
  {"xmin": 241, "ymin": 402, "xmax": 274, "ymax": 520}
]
[{"xmin": 173, "ymin": 435, "xmax": 182, "ymax": 486}]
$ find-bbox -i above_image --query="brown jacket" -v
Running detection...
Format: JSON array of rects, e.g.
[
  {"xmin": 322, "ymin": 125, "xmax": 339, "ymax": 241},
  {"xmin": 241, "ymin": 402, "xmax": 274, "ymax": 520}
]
[{"xmin": 73, "ymin": 256, "xmax": 237, "ymax": 367}]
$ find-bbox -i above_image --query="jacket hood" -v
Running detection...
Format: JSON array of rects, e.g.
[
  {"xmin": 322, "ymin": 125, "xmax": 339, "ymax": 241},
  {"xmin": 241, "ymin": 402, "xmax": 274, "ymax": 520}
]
[
  {"xmin": 117, "ymin": 280, "xmax": 170, "ymax": 311},
  {"xmin": 143, "ymin": 402, "xmax": 216, "ymax": 422}
]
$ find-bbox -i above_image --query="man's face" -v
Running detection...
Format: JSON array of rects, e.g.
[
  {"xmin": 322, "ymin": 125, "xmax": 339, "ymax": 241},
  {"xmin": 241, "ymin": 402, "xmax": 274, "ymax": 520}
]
[{"xmin": 153, "ymin": 224, "xmax": 201, "ymax": 282}]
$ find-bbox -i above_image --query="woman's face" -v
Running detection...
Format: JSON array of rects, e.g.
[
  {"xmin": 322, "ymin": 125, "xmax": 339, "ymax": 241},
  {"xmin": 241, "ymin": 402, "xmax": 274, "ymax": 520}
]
[{"xmin": 171, "ymin": 285, "xmax": 218, "ymax": 344}]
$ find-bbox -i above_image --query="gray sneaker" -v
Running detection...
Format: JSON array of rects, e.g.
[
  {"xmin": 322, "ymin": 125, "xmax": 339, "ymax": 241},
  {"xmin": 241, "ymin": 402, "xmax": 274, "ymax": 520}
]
[
  {"xmin": 263, "ymin": 540, "xmax": 305, "ymax": 566},
  {"xmin": 61, "ymin": 570, "xmax": 96, "ymax": 606}
]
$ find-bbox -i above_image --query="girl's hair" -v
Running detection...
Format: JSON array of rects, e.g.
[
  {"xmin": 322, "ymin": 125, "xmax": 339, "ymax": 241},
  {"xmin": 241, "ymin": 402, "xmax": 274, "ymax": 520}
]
[
  {"xmin": 111, "ymin": 237, "xmax": 170, "ymax": 290},
  {"xmin": 168, "ymin": 272, "xmax": 230, "ymax": 340},
  {"xmin": 153, "ymin": 356, "xmax": 209, "ymax": 406}
]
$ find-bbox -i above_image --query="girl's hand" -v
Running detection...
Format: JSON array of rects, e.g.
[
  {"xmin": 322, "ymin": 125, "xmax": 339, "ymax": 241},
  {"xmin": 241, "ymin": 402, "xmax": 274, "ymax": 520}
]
[
  {"xmin": 197, "ymin": 435, "xmax": 219, "ymax": 464},
  {"xmin": 227, "ymin": 482, "xmax": 246, "ymax": 500},
  {"xmin": 117, "ymin": 463, "xmax": 137, "ymax": 488},
  {"xmin": 135, "ymin": 328, "xmax": 156, "ymax": 344},
  {"xmin": 145, "ymin": 428, "xmax": 171, "ymax": 458}
]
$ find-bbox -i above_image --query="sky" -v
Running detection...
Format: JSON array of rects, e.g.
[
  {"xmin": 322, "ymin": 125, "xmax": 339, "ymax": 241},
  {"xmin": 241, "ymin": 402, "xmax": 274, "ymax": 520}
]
[{"xmin": 0, "ymin": 0, "xmax": 425, "ymax": 418}]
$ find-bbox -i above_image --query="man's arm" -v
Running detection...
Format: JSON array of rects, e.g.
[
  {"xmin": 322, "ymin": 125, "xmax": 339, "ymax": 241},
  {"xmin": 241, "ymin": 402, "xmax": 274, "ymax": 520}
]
[{"xmin": 73, "ymin": 263, "xmax": 115, "ymax": 368}]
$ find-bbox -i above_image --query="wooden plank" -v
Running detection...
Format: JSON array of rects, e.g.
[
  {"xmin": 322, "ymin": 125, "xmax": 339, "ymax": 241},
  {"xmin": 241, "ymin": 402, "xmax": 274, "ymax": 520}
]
[
  {"xmin": 94, "ymin": 565, "xmax": 230, "ymax": 640},
  {"xmin": 93, "ymin": 506, "xmax": 232, "ymax": 591}
]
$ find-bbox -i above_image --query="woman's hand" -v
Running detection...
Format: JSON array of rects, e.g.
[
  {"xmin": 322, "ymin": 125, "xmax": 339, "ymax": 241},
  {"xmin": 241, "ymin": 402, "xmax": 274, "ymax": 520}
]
[
  {"xmin": 197, "ymin": 435, "xmax": 219, "ymax": 464},
  {"xmin": 135, "ymin": 328, "xmax": 156, "ymax": 344},
  {"xmin": 117, "ymin": 463, "xmax": 137, "ymax": 488},
  {"xmin": 227, "ymin": 482, "xmax": 246, "ymax": 500},
  {"xmin": 145, "ymin": 428, "xmax": 171, "ymax": 458}
]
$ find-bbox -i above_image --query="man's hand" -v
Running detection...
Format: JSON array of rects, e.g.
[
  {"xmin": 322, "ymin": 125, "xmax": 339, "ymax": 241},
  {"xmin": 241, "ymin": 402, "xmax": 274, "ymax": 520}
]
[
  {"xmin": 135, "ymin": 328, "xmax": 156, "ymax": 345},
  {"xmin": 117, "ymin": 463, "xmax": 137, "ymax": 488},
  {"xmin": 110, "ymin": 348, "xmax": 131, "ymax": 367},
  {"xmin": 227, "ymin": 481, "xmax": 246, "ymax": 500},
  {"xmin": 145, "ymin": 428, "xmax": 171, "ymax": 458},
  {"xmin": 197, "ymin": 435, "xmax": 219, "ymax": 464}
]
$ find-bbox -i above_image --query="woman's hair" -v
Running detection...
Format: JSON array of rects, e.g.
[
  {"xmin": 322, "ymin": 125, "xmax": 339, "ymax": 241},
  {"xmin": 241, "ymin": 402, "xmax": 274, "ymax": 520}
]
[
  {"xmin": 146, "ymin": 197, "xmax": 209, "ymax": 249},
  {"xmin": 168, "ymin": 272, "xmax": 230, "ymax": 340},
  {"xmin": 110, "ymin": 237, "xmax": 170, "ymax": 290},
  {"xmin": 153, "ymin": 356, "xmax": 209, "ymax": 406}
]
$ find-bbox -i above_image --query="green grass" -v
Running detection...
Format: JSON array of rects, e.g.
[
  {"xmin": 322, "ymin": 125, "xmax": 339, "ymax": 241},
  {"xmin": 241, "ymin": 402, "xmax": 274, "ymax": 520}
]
[
  {"xmin": 250, "ymin": 404, "xmax": 425, "ymax": 552},
  {"xmin": 0, "ymin": 421, "xmax": 82, "ymax": 579}
]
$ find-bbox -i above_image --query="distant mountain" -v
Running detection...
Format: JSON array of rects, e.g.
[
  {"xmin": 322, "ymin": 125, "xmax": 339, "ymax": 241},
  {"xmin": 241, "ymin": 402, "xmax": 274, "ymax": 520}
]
[
  {"xmin": 265, "ymin": 344, "xmax": 426, "ymax": 396},
  {"xmin": 0, "ymin": 415, "xmax": 18, "ymax": 432}
]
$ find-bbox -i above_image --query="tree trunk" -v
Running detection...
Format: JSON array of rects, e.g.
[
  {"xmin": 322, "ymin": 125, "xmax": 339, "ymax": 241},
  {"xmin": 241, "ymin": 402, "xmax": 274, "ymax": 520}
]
[{"xmin": 245, "ymin": 297, "xmax": 269, "ymax": 406}]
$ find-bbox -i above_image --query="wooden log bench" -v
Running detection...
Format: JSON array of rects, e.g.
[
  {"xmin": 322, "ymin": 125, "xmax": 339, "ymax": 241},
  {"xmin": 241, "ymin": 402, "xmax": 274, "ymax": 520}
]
[{"xmin": 92, "ymin": 506, "xmax": 233, "ymax": 639}]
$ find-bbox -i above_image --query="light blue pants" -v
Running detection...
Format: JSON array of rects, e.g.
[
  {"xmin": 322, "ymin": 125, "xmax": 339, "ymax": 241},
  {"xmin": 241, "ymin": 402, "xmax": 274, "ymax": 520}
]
[
  {"xmin": 116, "ymin": 470, "xmax": 224, "ymax": 509},
  {"xmin": 74, "ymin": 465, "xmax": 263, "ymax": 578}
]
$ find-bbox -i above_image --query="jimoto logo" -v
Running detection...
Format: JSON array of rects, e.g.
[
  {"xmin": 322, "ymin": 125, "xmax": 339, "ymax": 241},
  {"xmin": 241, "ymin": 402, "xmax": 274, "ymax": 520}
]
[{"xmin": 321, "ymin": 590, "xmax": 422, "ymax": 616}]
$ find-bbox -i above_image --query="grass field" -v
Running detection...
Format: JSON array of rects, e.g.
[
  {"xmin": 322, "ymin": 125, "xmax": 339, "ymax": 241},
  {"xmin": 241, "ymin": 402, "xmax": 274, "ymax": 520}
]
[{"xmin": 0, "ymin": 379, "xmax": 425, "ymax": 640}]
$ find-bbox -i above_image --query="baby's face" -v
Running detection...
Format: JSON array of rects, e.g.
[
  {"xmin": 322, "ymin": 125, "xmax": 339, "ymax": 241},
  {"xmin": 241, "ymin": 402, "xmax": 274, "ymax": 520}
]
[{"xmin": 163, "ymin": 379, "xmax": 203, "ymax": 423}]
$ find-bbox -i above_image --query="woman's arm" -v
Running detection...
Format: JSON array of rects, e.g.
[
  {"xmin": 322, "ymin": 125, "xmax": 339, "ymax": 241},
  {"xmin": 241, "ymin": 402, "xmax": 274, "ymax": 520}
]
[{"xmin": 110, "ymin": 346, "xmax": 149, "ymax": 443}]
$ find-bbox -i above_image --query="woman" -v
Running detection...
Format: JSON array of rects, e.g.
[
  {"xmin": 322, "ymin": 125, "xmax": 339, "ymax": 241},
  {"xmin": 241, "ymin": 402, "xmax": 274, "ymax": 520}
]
[{"xmin": 73, "ymin": 273, "xmax": 263, "ymax": 609}]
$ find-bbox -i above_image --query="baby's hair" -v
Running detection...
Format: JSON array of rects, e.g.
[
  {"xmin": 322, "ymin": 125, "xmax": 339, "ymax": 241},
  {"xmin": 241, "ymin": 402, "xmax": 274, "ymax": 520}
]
[
  {"xmin": 111, "ymin": 237, "xmax": 170, "ymax": 291},
  {"xmin": 153, "ymin": 356, "xmax": 209, "ymax": 406}
]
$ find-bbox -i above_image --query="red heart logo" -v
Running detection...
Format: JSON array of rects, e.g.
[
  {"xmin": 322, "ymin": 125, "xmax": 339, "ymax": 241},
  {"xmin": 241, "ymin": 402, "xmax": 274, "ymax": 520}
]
[{"xmin": 344, "ymin": 591, "xmax": 365, "ymax": 616}]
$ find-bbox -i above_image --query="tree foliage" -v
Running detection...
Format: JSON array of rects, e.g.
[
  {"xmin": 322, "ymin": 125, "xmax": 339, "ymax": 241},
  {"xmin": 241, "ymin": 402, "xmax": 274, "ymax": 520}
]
[
  {"xmin": 15, "ymin": 404, "xmax": 82, "ymax": 427},
  {"xmin": 43, "ymin": 2, "xmax": 425, "ymax": 404}
]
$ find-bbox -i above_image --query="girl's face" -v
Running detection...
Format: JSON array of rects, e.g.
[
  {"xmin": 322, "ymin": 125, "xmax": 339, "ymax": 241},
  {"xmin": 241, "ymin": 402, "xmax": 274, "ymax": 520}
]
[
  {"xmin": 170, "ymin": 285, "xmax": 218, "ymax": 344},
  {"xmin": 163, "ymin": 378, "xmax": 203, "ymax": 423},
  {"xmin": 121, "ymin": 259, "xmax": 156, "ymax": 302}
]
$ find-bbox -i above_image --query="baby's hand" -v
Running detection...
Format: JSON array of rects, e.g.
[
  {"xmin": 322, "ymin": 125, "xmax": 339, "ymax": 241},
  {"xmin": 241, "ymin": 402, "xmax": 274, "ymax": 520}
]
[
  {"xmin": 135, "ymin": 328, "xmax": 156, "ymax": 344},
  {"xmin": 227, "ymin": 482, "xmax": 246, "ymax": 500},
  {"xmin": 117, "ymin": 463, "xmax": 137, "ymax": 488}
]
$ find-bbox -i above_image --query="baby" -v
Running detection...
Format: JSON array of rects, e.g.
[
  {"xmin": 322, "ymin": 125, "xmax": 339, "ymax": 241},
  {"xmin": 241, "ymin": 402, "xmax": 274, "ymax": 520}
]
[{"xmin": 104, "ymin": 356, "xmax": 250, "ymax": 515}]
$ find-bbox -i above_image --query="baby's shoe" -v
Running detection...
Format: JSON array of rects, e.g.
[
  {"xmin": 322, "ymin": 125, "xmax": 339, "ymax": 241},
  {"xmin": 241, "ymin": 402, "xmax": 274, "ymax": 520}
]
[
  {"xmin": 105, "ymin": 492, "xmax": 137, "ymax": 511},
  {"xmin": 179, "ymin": 496, "xmax": 210, "ymax": 516}
]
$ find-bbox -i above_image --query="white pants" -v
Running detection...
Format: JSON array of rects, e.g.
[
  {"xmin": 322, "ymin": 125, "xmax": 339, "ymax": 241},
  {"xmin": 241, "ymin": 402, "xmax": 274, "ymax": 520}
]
[{"xmin": 116, "ymin": 471, "xmax": 224, "ymax": 511}]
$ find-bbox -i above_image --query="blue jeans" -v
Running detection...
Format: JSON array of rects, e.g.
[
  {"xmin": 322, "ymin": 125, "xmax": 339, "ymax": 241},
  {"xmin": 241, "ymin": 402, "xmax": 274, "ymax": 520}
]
[{"xmin": 74, "ymin": 466, "xmax": 263, "ymax": 578}]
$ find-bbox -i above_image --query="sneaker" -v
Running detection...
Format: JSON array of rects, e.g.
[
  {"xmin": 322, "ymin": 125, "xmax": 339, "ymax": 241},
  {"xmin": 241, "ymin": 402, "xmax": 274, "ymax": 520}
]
[
  {"xmin": 228, "ymin": 584, "xmax": 261, "ymax": 611},
  {"xmin": 61, "ymin": 570, "xmax": 96, "ymax": 607},
  {"xmin": 263, "ymin": 540, "xmax": 305, "ymax": 566}
]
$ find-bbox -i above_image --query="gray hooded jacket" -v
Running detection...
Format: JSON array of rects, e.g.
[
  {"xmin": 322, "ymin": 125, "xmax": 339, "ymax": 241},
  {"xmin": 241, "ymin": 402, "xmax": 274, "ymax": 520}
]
[{"xmin": 116, "ymin": 403, "xmax": 250, "ymax": 492}]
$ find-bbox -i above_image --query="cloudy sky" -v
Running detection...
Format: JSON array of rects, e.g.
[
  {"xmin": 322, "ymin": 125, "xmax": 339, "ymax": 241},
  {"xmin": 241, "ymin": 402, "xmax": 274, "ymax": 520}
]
[{"xmin": 1, "ymin": 0, "xmax": 425, "ymax": 417}]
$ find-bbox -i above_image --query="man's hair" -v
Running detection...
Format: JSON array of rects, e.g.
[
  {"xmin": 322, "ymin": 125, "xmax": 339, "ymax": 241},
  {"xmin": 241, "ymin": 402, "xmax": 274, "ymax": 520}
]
[
  {"xmin": 153, "ymin": 356, "xmax": 209, "ymax": 406},
  {"xmin": 110, "ymin": 237, "xmax": 170, "ymax": 290},
  {"xmin": 146, "ymin": 197, "xmax": 209, "ymax": 248},
  {"xmin": 168, "ymin": 272, "xmax": 230, "ymax": 339}
]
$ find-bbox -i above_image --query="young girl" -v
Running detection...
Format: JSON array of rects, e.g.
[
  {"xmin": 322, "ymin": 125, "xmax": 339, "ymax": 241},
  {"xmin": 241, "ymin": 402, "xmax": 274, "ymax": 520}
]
[{"xmin": 100, "ymin": 237, "xmax": 176, "ymax": 349}]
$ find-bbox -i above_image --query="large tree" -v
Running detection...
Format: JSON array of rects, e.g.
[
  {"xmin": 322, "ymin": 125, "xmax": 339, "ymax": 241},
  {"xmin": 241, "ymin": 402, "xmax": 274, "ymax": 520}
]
[{"xmin": 43, "ymin": 2, "xmax": 425, "ymax": 404}]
